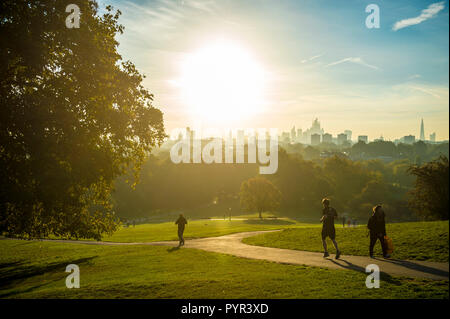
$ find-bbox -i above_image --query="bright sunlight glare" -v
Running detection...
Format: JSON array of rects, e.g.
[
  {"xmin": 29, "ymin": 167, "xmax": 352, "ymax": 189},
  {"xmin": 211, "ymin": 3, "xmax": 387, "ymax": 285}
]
[{"xmin": 176, "ymin": 40, "xmax": 268, "ymax": 124}]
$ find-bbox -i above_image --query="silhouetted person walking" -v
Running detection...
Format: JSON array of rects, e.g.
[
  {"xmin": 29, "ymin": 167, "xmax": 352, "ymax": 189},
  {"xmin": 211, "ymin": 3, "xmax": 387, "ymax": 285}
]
[
  {"xmin": 320, "ymin": 198, "xmax": 341, "ymax": 259},
  {"xmin": 367, "ymin": 205, "xmax": 390, "ymax": 259},
  {"xmin": 175, "ymin": 214, "xmax": 187, "ymax": 247}
]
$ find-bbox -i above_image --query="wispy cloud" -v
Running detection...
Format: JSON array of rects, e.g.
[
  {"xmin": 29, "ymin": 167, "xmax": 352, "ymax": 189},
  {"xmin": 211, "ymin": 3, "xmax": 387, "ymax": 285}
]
[
  {"xmin": 301, "ymin": 54, "xmax": 324, "ymax": 64},
  {"xmin": 186, "ymin": 0, "xmax": 217, "ymax": 14},
  {"xmin": 326, "ymin": 57, "xmax": 379, "ymax": 70},
  {"xmin": 407, "ymin": 74, "xmax": 421, "ymax": 80},
  {"xmin": 121, "ymin": 0, "xmax": 218, "ymax": 31},
  {"xmin": 410, "ymin": 86, "xmax": 441, "ymax": 98},
  {"xmin": 393, "ymin": 1, "xmax": 446, "ymax": 31}
]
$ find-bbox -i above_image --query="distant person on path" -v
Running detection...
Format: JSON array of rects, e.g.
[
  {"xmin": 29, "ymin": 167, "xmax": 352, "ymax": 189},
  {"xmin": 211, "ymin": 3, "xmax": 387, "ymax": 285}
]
[
  {"xmin": 175, "ymin": 214, "xmax": 188, "ymax": 247},
  {"xmin": 342, "ymin": 216, "xmax": 346, "ymax": 228},
  {"xmin": 367, "ymin": 205, "xmax": 390, "ymax": 259},
  {"xmin": 320, "ymin": 198, "xmax": 341, "ymax": 259}
]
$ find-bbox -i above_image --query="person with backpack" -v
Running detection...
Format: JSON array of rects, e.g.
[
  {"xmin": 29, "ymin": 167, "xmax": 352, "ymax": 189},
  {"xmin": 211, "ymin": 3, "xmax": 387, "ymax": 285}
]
[
  {"xmin": 320, "ymin": 198, "xmax": 341, "ymax": 259},
  {"xmin": 367, "ymin": 205, "xmax": 390, "ymax": 259},
  {"xmin": 175, "ymin": 214, "xmax": 188, "ymax": 247}
]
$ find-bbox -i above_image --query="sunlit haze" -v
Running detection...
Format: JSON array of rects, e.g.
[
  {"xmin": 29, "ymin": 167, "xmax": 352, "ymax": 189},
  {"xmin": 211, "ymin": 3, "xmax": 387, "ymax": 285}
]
[
  {"xmin": 102, "ymin": 0, "xmax": 449, "ymax": 140},
  {"xmin": 174, "ymin": 39, "xmax": 268, "ymax": 125}
]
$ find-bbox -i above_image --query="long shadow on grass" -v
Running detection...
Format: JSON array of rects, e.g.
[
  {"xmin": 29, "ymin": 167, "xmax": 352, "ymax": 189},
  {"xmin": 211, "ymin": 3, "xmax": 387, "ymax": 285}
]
[
  {"xmin": 327, "ymin": 259, "xmax": 403, "ymax": 285},
  {"xmin": 0, "ymin": 261, "xmax": 23, "ymax": 270},
  {"xmin": 0, "ymin": 256, "xmax": 97, "ymax": 297},
  {"xmin": 167, "ymin": 247, "xmax": 180, "ymax": 253}
]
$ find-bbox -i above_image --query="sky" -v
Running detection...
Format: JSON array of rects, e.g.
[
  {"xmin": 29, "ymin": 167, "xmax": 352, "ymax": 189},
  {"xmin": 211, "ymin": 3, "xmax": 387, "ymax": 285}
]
[{"xmin": 98, "ymin": 0, "xmax": 449, "ymax": 141}]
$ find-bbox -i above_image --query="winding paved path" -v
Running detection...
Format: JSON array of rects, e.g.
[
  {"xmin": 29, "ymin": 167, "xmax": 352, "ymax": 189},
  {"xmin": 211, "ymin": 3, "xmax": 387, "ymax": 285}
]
[{"xmin": 45, "ymin": 230, "xmax": 449, "ymax": 280}]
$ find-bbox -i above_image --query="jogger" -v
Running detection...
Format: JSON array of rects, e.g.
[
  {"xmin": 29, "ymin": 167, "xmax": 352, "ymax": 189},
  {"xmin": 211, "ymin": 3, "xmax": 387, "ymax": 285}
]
[
  {"xmin": 320, "ymin": 198, "xmax": 341, "ymax": 259},
  {"xmin": 175, "ymin": 214, "xmax": 188, "ymax": 246}
]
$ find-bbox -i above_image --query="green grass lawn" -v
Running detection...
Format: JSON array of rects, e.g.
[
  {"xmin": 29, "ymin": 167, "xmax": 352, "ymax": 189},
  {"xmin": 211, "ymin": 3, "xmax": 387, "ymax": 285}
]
[
  {"xmin": 0, "ymin": 239, "xmax": 447, "ymax": 299},
  {"xmin": 243, "ymin": 221, "xmax": 449, "ymax": 262},
  {"xmin": 102, "ymin": 218, "xmax": 310, "ymax": 243}
]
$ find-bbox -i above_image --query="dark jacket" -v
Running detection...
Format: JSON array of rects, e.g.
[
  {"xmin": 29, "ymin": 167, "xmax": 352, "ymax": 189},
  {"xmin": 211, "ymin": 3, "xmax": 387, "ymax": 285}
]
[
  {"xmin": 175, "ymin": 216, "xmax": 187, "ymax": 228},
  {"xmin": 367, "ymin": 211, "xmax": 386, "ymax": 236}
]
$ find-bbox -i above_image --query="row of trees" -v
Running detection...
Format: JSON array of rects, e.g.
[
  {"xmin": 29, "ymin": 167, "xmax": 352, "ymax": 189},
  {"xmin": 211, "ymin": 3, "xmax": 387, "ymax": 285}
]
[
  {"xmin": 112, "ymin": 147, "xmax": 449, "ymax": 222},
  {"xmin": 282, "ymin": 139, "xmax": 448, "ymax": 163},
  {"xmin": 239, "ymin": 155, "xmax": 448, "ymax": 221},
  {"xmin": 407, "ymin": 156, "xmax": 449, "ymax": 220}
]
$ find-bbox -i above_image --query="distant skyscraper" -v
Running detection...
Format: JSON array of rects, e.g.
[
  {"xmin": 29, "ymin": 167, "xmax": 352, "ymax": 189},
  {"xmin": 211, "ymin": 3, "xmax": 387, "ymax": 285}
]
[
  {"xmin": 344, "ymin": 130, "xmax": 352, "ymax": 142},
  {"xmin": 402, "ymin": 135, "xmax": 415, "ymax": 144},
  {"xmin": 311, "ymin": 133, "xmax": 321, "ymax": 145},
  {"xmin": 420, "ymin": 118, "xmax": 425, "ymax": 141},
  {"xmin": 291, "ymin": 126, "xmax": 296, "ymax": 141},
  {"xmin": 337, "ymin": 133, "xmax": 347, "ymax": 145},
  {"xmin": 430, "ymin": 132, "xmax": 436, "ymax": 142},
  {"xmin": 296, "ymin": 128, "xmax": 303, "ymax": 142},
  {"xmin": 358, "ymin": 135, "xmax": 368, "ymax": 143},
  {"xmin": 311, "ymin": 118, "xmax": 321, "ymax": 133},
  {"xmin": 322, "ymin": 133, "xmax": 333, "ymax": 144},
  {"xmin": 302, "ymin": 118, "xmax": 325, "ymax": 143},
  {"xmin": 281, "ymin": 131, "xmax": 290, "ymax": 143}
]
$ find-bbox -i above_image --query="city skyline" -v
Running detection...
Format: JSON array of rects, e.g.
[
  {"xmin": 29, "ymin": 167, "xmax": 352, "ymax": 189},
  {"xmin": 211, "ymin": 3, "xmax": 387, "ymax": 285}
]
[
  {"xmin": 168, "ymin": 117, "xmax": 445, "ymax": 146},
  {"xmin": 102, "ymin": 0, "xmax": 449, "ymax": 140},
  {"xmin": 279, "ymin": 117, "xmax": 442, "ymax": 143}
]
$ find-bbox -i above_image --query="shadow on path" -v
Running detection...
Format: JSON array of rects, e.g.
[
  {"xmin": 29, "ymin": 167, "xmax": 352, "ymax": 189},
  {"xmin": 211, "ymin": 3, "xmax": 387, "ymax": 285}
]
[
  {"xmin": 379, "ymin": 258, "xmax": 449, "ymax": 279},
  {"xmin": 327, "ymin": 258, "xmax": 403, "ymax": 285},
  {"xmin": 328, "ymin": 258, "xmax": 367, "ymax": 274}
]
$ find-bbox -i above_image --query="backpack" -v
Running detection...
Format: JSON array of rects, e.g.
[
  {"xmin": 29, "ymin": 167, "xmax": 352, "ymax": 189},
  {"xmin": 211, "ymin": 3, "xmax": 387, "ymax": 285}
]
[{"xmin": 384, "ymin": 236, "xmax": 394, "ymax": 254}]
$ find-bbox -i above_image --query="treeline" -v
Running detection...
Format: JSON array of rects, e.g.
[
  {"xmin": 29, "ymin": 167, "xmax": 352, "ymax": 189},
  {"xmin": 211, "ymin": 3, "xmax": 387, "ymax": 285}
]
[
  {"xmin": 112, "ymin": 145, "xmax": 449, "ymax": 222},
  {"xmin": 283, "ymin": 140, "xmax": 448, "ymax": 163}
]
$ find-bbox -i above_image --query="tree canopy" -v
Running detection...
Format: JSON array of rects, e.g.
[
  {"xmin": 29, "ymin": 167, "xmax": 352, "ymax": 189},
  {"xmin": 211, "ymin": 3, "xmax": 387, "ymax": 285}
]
[
  {"xmin": 407, "ymin": 156, "xmax": 449, "ymax": 220},
  {"xmin": 0, "ymin": 0, "xmax": 165, "ymax": 239},
  {"xmin": 240, "ymin": 176, "xmax": 282, "ymax": 219}
]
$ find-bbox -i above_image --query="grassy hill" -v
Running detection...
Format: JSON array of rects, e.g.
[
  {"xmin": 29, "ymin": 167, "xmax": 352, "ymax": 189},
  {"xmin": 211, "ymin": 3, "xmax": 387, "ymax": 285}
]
[
  {"xmin": 102, "ymin": 217, "xmax": 305, "ymax": 242},
  {"xmin": 243, "ymin": 221, "xmax": 449, "ymax": 262},
  {"xmin": 0, "ymin": 239, "xmax": 447, "ymax": 299},
  {"xmin": 1, "ymin": 219, "xmax": 447, "ymax": 299}
]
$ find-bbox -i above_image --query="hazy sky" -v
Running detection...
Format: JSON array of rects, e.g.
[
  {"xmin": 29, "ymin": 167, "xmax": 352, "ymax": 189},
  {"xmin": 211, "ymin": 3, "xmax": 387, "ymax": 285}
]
[{"xmin": 99, "ymin": 0, "xmax": 449, "ymax": 140}]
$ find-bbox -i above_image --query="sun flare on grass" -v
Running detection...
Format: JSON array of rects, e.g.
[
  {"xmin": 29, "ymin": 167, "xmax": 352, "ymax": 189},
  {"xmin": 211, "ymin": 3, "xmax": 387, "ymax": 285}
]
[{"xmin": 176, "ymin": 40, "xmax": 268, "ymax": 124}]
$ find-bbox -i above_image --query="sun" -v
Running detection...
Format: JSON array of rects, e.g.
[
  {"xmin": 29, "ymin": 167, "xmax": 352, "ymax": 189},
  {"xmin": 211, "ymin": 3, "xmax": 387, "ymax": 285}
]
[{"xmin": 176, "ymin": 40, "xmax": 267, "ymax": 124}]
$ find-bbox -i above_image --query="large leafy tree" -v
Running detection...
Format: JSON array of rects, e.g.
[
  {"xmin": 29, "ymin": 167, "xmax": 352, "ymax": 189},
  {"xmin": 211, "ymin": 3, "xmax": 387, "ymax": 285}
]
[
  {"xmin": 407, "ymin": 156, "xmax": 449, "ymax": 220},
  {"xmin": 240, "ymin": 176, "xmax": 281, "ymax": 219},
  {"xmin": 0, "ymin": 0, "xmax": 165, "ymax": 239}
]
